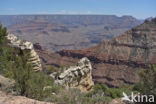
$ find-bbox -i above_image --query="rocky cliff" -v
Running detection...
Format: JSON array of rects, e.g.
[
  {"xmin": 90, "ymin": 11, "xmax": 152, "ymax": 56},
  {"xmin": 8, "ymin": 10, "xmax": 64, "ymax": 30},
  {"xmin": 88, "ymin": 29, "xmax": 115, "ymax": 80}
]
[
  {"xmin": 6, "ymin": 34, "xmax": 42, "ymax": 71},
  {"xmin": 53, "ymin": 57, "xmax": 94, "ymax": 92},
  {"xmin": 56, "ymin": 18, "xmax": 156, "ymax": 87}
]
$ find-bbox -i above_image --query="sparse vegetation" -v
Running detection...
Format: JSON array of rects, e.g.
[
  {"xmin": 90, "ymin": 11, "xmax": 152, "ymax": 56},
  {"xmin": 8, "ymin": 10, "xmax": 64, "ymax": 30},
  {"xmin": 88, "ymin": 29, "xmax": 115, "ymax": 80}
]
[
  {"xmin": 0, "ymin": 24, "xmax": 8, "ymax": 44},
  {"xmin": 1, "ymin": 48, "xmax": 62, "ymax": 100},
  {"xmin": 44, "ymin": 83, "xmax": 133, "ymax": 104},
  {"xmin": 0, "ymin": 24, "xmax": 60, "ymax": 101},
  {"xmin": 86, "ymin": 83, "xmax": 132, "ymax": 101},
  {"xmin": 133, "ymin": 65, "xmax": 156, "ymax": 97},
  {"xmin": 45, "ymin": 88, "xmax": 111, "ymax": 104},
  {"xmin": 45, "ymin": 65, "xmax": 59, "ymax": 74}
]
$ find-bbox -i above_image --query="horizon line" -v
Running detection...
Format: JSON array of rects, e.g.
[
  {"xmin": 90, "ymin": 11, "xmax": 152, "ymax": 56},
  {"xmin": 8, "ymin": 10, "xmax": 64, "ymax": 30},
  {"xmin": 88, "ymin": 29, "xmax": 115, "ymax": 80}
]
[{"xmin": 0, "ymin": 14, "xmax": 145, "ymax": 19}]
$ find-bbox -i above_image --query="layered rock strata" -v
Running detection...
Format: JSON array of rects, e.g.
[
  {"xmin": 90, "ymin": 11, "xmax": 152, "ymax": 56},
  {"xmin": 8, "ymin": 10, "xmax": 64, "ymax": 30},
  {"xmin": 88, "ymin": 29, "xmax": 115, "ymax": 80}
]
[
  {"xmin": 56, "ymin": 18, "xmax": 156, "ymax": 87},
  {"xmin": 6, "ymin": 34, "xmax": 42, "ymax": 71},
  {"xmin": 34, "ymin": 19, "xmax": 156, "ymax": 87}
]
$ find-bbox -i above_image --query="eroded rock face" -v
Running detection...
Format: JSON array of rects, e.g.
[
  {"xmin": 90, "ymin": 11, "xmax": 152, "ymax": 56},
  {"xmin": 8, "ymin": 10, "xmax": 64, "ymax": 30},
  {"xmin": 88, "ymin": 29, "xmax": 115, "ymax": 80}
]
[
  {"xmin": 54, "ymin": 57, "xmax": 94, "ymax": 92},
  {"xmin": 35, "ymin": 19, "xmax": 156, "ymax": 87},
  {"xmin": 56, "ymin": 18, "xmax": 156, "ymax": 87},
  {"xmin": 6, "ymin": 34, "xmax": 42, "ymax": 71}
]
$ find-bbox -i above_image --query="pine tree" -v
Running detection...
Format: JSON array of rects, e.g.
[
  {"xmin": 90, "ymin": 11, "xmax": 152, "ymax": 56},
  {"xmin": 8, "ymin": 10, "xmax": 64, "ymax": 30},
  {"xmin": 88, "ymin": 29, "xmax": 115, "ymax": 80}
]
[{"xmin": 0, "ymin": 24, "xmax": 8, "ymax": 44}]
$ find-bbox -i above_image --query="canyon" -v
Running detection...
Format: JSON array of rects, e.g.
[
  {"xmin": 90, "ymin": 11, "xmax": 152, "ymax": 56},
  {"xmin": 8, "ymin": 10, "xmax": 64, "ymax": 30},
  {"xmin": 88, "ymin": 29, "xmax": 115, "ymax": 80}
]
[
  {"xmin": 1, "ymin": 15, "xmax": 155, "ymax": 89},
  {"xmin": 0, "ymin": 17, "xmax": 155, "ymax": 104},
  {"xmin": 0, "ymin": 15, "xmax": 142, "ymax": 51},
  {"xmin": 36, "ymin": 18, "xmax": 156, "ymax": 87}
]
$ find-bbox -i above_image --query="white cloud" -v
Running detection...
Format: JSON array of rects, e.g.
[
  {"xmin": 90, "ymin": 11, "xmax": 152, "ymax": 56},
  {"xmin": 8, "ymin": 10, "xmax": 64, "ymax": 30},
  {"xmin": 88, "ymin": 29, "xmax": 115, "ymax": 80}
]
[
  {"xmin": 7, "ymin": 8, "xmax": 15, "ymax": 11},
  {"xmin": 36, "ymin": 10, "xmax": 93, "ymax": 15},
  {"xmin": 57, "ymin": 10, "xmax": 93, "ymax": 14}
]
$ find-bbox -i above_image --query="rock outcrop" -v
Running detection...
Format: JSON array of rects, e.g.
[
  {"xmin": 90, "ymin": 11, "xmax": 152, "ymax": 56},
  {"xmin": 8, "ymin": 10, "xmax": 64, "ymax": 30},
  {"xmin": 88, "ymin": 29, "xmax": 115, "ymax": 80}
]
[
  {"xmin": 6, "ymin": 34, "xmax": 42, "ymax": 71},
  {"xmin": 53, "ymin": 57, "xmax": 94, "ymax": 92}
]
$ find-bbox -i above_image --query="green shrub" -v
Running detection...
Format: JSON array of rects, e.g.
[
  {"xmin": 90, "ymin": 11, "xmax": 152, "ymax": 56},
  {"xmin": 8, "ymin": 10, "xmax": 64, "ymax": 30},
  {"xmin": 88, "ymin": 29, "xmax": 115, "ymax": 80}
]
[
  {"xmin": 87, "ymin": 83, "xmax": 133, "ymax": 101},
  {"xmin": 87, "ymin": 84, "xmax": 108, "ymax": 96},
  {"xmin": 105, "ymin": 88, "xmax": 123, "ymax": 99},
  {"xmin": 0, "ymin": 24, "xmax": 8, "ymax": 44},
  {"xmin": 0, "ymin": 24, "xmax": 62, "ymax": 101},
  {"xmin": 89, "ymin": 96, "xmax": 112, "ymax": 104},
  {"xmin": 133, "ymin": 65, "xmax": 156, "ymax": 96},
  {"xmin": 45, "ymin": 65, "xmax": 59, "ymax": 74},
  {"xmin": 3, "ymin": 51, "xmax": 58, "ymax": 100}
]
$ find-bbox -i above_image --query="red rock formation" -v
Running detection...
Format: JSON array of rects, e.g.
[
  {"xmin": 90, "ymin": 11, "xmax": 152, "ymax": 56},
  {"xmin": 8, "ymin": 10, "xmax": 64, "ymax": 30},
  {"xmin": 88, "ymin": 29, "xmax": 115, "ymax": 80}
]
[
  {"xmin": 56, "ymin": 18, "xmax": 156, "ymax": 87},
  {"xmin": 36, "ymin": 49, "xmax": 78, "ymax": 70},
  {"xmin": 36, "ymin": 18, "xmax": 156, "ymax": 87}
]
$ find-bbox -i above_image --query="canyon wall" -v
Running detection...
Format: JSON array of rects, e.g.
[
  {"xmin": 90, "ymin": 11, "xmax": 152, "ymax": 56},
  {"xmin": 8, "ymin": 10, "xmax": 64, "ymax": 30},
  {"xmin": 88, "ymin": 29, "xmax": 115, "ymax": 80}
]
[
  {"xmin": 31, "ymin": 18, "xmax": 156, "ymax": 87},
  {"xmin": 54, "ymin": 18, "xmax": 156, "ymax": 87},
  {"xmin": 0, "ymin": 15, "xmax": 142, "ymax": 51}
]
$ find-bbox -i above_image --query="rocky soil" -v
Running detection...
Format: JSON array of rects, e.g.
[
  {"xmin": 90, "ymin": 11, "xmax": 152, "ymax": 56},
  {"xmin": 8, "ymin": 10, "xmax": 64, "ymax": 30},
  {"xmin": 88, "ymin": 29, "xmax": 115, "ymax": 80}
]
[{"xmin": 0, "ymin": 90, "xmax": 53, "ymax": 104}]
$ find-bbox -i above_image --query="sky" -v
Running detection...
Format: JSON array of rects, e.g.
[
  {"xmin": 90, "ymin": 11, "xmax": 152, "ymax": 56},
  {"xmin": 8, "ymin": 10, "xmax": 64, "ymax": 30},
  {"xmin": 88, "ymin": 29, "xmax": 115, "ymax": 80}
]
[{"xmin": 0, "ymin": 0, "xmax": 156, "ymax": 19}]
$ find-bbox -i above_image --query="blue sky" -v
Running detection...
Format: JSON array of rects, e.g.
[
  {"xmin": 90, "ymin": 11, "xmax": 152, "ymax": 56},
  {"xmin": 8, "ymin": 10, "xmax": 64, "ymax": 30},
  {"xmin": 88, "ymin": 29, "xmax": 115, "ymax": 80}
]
[{"xmin": 0, "ymin": 0, "xmax": 156, "ymax": 19}]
